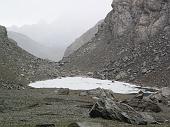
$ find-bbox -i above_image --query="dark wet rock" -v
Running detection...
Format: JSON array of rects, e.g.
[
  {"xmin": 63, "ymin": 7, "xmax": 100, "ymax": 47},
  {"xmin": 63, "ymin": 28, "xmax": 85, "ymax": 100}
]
[
  {"xmin": 55, "ymin": 88, "xmax": 69, "ymax": 95},
  {"xmin": 35, "ymin": 124, "xmax": 55, "ymax": 127},
  {"xmin": 87, "ymin": 72, "xmax": 94, "ymax": 77},
  {"xmin": 123, "ymin": 91, "xmax": 162, "ymax": 113},
  {"xmin": 135, "ymin": 91, "xmax": 144, "ymax": 99},
  {"xmin": 89, "ymin": 98, "xmax": 155, "ymax": 125},
  {"xmin": 68, "ymin": 122, "xmax": 103, "ymax": 127}
]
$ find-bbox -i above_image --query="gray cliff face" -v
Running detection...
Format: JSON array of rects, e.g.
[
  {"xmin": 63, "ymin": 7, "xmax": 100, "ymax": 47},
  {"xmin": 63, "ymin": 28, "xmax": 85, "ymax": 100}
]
[
  {"xmin": 109, "ymin": 0, "xmax": 169, "ymax": 40},
  {"xmin": 62, "ymin": 0, "xmax": 170, "ymax": 87},
  {"xmin": 0, "ymin": 25, "xmax": 60, "ymax": 89},
  {"xmin": 64, "ymin": 20, "xmax": 104, "ymax": 57}
]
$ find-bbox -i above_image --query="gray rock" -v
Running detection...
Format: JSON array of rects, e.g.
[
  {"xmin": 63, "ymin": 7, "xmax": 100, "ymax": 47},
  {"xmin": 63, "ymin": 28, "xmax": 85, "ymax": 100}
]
[
  {"xmin": 0, "ymin": 25, "xmax": 7, "ymax": 37},
  {"xmin": 115, "ymin": 72, "xmax": 127, "ymax": 80},
  {"xmin": 141, "ymin": 68, "xmax": 148, "ymax": 74},
  {"xmin": 88, "ymin": 88, "xmax": 116, "ymax": 101},
  {"xmin": 55, "ymin": 88, "xmax": 69, "ymax": 95},
  {"xmin": 79, "ymin": 91, "xmax": 88, "ymax": 96},
  {"xmin": 87, "ymin": 72, "xmax": 94, "ymax": 77},
  {"xmin": 148, "ymin": 87, "xmax": 170, "ymax": 105},
  {"xmin": 140, "ymin": 113, "xmax": 157, "ymax": 124},
  {"xmin": 93, "ymin": 71, "xmax": 105, "ymax": 80},
  {"xmin": 123, "ymin": 91, "xmax": 162, "ymax": 113},
  {"xmin": 89, "ymin": 98, "xmax": 151, "ymax": 125},
  {"xmin": 168, "ymin": 101, "xmax": 170, "ymax": 107}
]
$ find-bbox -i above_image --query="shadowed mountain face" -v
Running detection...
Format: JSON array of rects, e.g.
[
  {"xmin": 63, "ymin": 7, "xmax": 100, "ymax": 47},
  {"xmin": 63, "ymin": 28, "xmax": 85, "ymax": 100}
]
[
  {"xmin": 8, "ymin": 19, "xmax": 105, "ymax": 61},
  {"xmin": 8, "ymin": 31, "xmax": 54, "ymax": 60},
  {"xmin": 62, "ymin": 0, "xmax": 170, "ymax": 87},
  {"xmin": 0, "ymin": 25, "xmax": 60, "ymax": 89},
  {"xmin": 64, "ymin": 20, "xmax": 104, "ymax": 57}
]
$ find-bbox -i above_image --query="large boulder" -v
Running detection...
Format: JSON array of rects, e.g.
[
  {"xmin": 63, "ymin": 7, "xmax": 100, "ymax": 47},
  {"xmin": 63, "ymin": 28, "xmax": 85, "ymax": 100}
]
[{"xmin": 89, "ymin": 98, "xmax": 157, "ymax": 125}]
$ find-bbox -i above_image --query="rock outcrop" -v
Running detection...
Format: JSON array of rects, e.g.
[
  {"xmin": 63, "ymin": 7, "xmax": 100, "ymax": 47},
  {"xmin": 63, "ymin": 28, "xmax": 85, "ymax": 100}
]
[
  {"xmin": 64, "ymin": 20, "xmax": 103, "ymax": 57},
  {"xmin": 89, "ymin": 98, "xmax": 157, "ymax": 125},
  {"xmin": 0, "ymin": 25, "xmax": 60, "ymax": 89},
  {"xmin": 148, "ymin": 87, "xmax": 170, "ymax": 105},
  {"xmin": 123, "ymin": 91, "xmax": 162, "ymax": 113},
  {"xmin": 62, "ymin": 0, "xmax": 170, "ymax": 87}
]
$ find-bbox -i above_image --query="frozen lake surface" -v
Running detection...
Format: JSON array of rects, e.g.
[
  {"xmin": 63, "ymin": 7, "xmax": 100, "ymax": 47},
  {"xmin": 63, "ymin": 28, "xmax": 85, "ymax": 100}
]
[{"xmin": 29, "ymin": 77, "xmax": 152, "ymax": 94}]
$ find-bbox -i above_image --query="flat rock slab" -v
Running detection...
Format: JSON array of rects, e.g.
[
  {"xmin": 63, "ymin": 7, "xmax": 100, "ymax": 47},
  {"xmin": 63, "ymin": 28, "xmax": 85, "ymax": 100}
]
[{"xmin": 68, "ymin": 122, "xmax": 103, "ymax": 127}]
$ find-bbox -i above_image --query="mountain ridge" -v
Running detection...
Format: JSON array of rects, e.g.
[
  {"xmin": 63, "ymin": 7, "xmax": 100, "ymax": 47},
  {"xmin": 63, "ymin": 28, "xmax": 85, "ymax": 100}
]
[
  {"xmin": 62, "ymin": 0, "xmax": 170, "ymax": 87},
  {"xmin": 0, "ymin": 25, "xmax": 60, "ymax": 89},
  {"xmin": 64, "ymin": 20, "xmax": 104, "ymax": 57},
  {"xmin": 8, "ymin": 31, "xmax": 53, "ymax": 60}
]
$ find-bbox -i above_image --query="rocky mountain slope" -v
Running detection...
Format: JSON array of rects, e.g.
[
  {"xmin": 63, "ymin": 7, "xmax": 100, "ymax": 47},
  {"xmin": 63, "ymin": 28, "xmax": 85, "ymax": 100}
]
[
  {"xmin": 62, "ymin": 0, "xmax": 170, "ymax": 87},
  {"xmin": 8, "ymin": 31, "xmax": 54, "ymax": 60},
  {"xmin": 8, "ymin": 19, "xmax": 104, "ymax": 61},
  {"xmin": 64, "ymin": 20, "xmax": 104, "ymax": 57},
  {"xmin": 0, "ymin": 25, "xmax": 60, "ymax": 89}
]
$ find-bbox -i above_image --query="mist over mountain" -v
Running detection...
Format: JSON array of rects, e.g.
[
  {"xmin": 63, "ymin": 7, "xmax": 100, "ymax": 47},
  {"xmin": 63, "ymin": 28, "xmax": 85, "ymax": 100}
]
[
  {"xmin": 8, "ymin": 31, "xmax": 58, "ymax": 60},
  {"xmin": 8, "ymin": 18, "xmax": 107, "ymax": 61},
  {"xmin": 64, "ymin": 20, "xmax": 104, "ymax": 57}
]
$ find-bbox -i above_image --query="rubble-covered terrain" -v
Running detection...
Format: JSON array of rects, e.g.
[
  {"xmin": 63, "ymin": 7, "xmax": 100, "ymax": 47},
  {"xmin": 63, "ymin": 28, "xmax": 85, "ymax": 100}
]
[
  {"xmin": 62, "ymin": 0, "xmax": 170, "ymax": 87},
  {"xmin": 0, "ymin": 88, "xmax": 170, "ymax": 127},
  {"xmin": 0, "ymin": 25, "xmax": 60, "ymax": 89},
  {"xmin": 0, "ymin": 0, "xmax": 170, "ymax": 126}
]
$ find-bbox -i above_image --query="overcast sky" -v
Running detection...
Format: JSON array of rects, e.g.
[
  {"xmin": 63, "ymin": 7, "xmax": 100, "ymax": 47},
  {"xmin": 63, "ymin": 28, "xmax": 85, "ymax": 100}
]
[{"xmin": 0, "ymin": 0, "xmax": 112, "ymax": 27}]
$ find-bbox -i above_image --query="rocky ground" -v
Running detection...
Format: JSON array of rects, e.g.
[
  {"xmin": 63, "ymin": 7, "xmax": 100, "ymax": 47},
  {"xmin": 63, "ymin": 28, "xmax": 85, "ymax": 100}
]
[
  {"xmin": 1, "ymin": 0, "xmax": 170, "ymax": 126},
  {"xmin": 62, "ymin": 0, "xmax": 170, "ymax": 87},
  {"xmin": 0, "ymin": 88, "xmax": 170, "ymax": 127},
  {"xmin": 0, "ymin": 25, "xmax": 61, "ymax": 89}
]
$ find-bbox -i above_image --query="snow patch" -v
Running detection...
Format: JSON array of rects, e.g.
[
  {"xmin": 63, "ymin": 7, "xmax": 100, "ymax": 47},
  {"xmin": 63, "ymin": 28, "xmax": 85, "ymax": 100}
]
[{"xmin": 29, "ymin": 77, "xmax": 146, "ymax": 94}]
